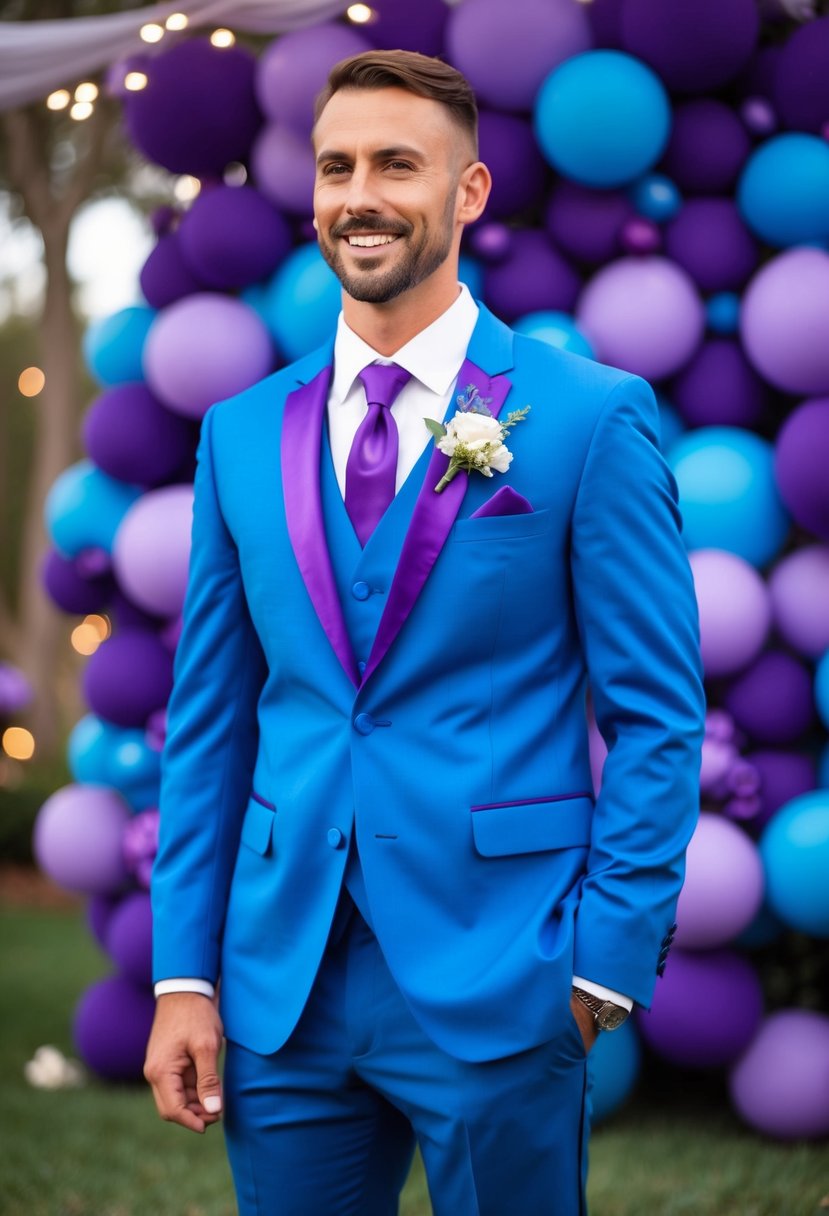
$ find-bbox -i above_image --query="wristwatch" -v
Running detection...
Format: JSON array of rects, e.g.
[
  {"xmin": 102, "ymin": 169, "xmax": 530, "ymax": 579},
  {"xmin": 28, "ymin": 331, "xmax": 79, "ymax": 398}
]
[{"xmin": 571, "ymin": 986, "xmax": 629, "ymax": 1032}]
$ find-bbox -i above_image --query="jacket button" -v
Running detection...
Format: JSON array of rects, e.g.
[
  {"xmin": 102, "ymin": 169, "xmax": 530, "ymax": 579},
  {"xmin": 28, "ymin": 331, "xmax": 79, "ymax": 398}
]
[
  {"xmin": 327, "ymin": 827, "xmax": 344, "ymax": 849},
  {"xmin": 354, "ymin": 713, "xmax": 375, "ymax": 735},
  {"xmin": 352, "ymin": 581, "xmax": 371, "ymax": 601}
]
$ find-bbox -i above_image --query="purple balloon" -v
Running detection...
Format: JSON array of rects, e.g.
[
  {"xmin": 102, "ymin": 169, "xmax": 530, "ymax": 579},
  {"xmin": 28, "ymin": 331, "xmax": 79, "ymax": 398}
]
[
  {"xmin": 576, "ymin": 257, "xmax": 704, "ymax": 381},
  {"xmin": 362, "ymin": 0, "xmax": 448, "ymax": 56},
  {"xmin": 250, "ymin": 121, "xmax": 316, "ymax": 216},
  {"xmin": 73, "ymin": 975, "xmax": 156, "ymax": 1081},
  {"xmin": 82, "ymin": 630, "xmax": 173, "ymax": 729},
  {"xmin": 109, "ymin": 589, "xmax": 164, "ymax": 633},
  {"xmin": 724, "ymin": 650, "xmax": 816, "ymax": 746},
  {"xmin": 775, "ymin": 400, "xmax": 829, "ymax": 542},
  {"xmin": 747, "ymin": 750, "xmax": 817, "ymax": 832},
  {"xmin": 34, "ymin": 784, "xmax": 131, "ymax": 896},
  {"xmin": 773, "ymin": 16, "xmax": 829, "ymax": 135},
  {"xmin": 87, "ymin": 892, "xmax": 122, "ymax": 950},
  {"xmin": 484, "ymin": 229, "xmax": 580, "ymax": 321},
  {"xmin": 106, "ymin": 891, "xmax": 153, "ymax": 986},
  {"xmin": 177, "ymin": 184, "xmax": 291, "ymax": 291},
  {"xmin": 255, "ymin": 24, "xmax": 370, "ymax": 135},
  {"xmin": 112, "ymin": 485, "xmax": 193, "ymax": 620},
  {"xmin": 620, "ymin": 217, "xmax": 661, "ymax": 256},
  {"xmin": 769, "ymin": 546, "xmax": 829, "ymax": 658},
  {"xmin": 671, "ymin": 340, "xmax": 766, "ymax": 429},
  {"xmin": 545, "ymin": 181, "xmax": 633, "ymax": 265},
  {"xmin": 637, "ymin": 949, "xmax": 764, "ymax": 1068},
  {"xmin": 123, "ymin": 808, "xmax": 160, "ymax": 889},
  {"xmin": 478, "ymin": 111, "xmax": 548, "ymax": 221},
  {"xmin": 468, "ymin": 222, "xmax": 513, "ymax": 263},
  {"xmin": 123, "ymin": 40, "xmax": 262, "ymax": 176},
  {"xmin": 446, "ymin": 0, "xmax": 593, "ymax": 112},
  {"xmin": 620, "ymin": 0, "xmax": 759, "ymax": 94},
  {"xmin": 665, "ymin": 198, "xmax": 758, "ymax": 293},
  {"xmin": 675, "ymin": 813, "xmax": 765, "ymax": 949},
  {"xmin": 730, "ymin": 1009, "xmax": 829, "ymax": 1139},
  {"xmin": 140, "ymin": 232, "xmax": 206, "ymax": 309},
  {"xmin": 689, "ymin": 549, "xmax": 771, "ymax": 678},
  {"xmin": 41, "ymin": 549, "xmax": 114, "ymax": 615},
  {"xmin": 82, "ymin": 382, "xmax": 195, "ymax": 488},
  {"xmin": 740, "ymin": 248, "xmax": 829, "ymax": 396},
  {"xmin": 660, "ymin": 99, "xmax": 751, "ymax": 195},
  {"xmin": 0, "ymin": 662, "xmax": 33, "ymax": 715},
  {"xmin": 586, "ymin": 0, "xmax": 625, "ymax": 47},
  {"xmin": 143, "ymin": 294, "xmax": 274, "ymax": 420}
]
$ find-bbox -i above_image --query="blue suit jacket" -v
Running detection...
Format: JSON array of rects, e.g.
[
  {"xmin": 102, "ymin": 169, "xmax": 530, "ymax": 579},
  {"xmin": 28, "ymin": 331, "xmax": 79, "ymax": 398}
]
[{"xmin": 152, "ymin": 304, "xmax": 705, "ymax": 1062}]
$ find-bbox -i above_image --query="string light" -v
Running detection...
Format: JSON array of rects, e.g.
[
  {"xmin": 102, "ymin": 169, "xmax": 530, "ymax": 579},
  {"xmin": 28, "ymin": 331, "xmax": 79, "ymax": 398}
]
[
  {"xmin": 165, "ymin": 12, "xmax": 189, "ymax": 29},
  {"xmin": 74, "ymin": 82, "xmax": 99, "ymax": 103},
  {"xmin": 46, "ymin": 89, "xmax": 70, "ymax": 111},
  {"xmin": 124, "ymin": 72, "xmax": 148, "ymax": 92},
  {"xmin": 346, "ymin": 4, "xmax": 376, "ymax": 23},
  {"xmin": 2, "ymin": 727, "xmax": 35, "ymax": 762},
  {"xmin": 70, "ymin": 101, "xmax": 93, "ymax": 121},
  {"xmin": 210, "ymin": 28, "xmax": 236, "ymax": 48},
  {"xmin": 224, "ymin": 162, "xmax": 248, "ymax": 186},
  {"xmin": 18, "ymin": 367, "xmax": 45, "ymax": 397},
  {"xmin": 85, "ymin": 614, "xmax": 111, "ymax": 641},
  {"xmin": 71, "ymin": 622, "xmax": 102, "ymax": 656},
  {"xmin": 140, "ymin": 22, "xmax": 165, "ymax": 43},
  {"xmin": 174, "ymin": 175, "xmax": 201, "ymax": 202}
]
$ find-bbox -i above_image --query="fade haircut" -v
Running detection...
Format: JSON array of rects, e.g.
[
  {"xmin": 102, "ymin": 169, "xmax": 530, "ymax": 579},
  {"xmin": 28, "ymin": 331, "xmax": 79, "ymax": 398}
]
[{"xmin": 314, "ymin": 49, "xmax": 479, "ymax": 157}]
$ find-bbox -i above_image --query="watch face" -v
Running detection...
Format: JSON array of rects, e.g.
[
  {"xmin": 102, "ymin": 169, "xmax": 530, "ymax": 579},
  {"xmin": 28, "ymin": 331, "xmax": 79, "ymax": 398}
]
[{"xmin": 597, "ymin": 1004, "xmax": 629, "ymax": 1031}]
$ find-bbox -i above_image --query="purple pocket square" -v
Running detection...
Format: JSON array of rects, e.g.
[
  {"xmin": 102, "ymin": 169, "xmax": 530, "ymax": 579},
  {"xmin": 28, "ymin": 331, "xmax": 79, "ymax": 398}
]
[{"xmin": 470, "ymin": 486, "xmax": 534, "ymax": 519}]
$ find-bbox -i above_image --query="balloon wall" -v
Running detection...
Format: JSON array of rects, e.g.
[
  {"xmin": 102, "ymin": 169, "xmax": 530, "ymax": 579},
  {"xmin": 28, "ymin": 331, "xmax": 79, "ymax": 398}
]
[{"xmin": 34, "ymin": 1, "xmax": 829, "ymax": 1134}]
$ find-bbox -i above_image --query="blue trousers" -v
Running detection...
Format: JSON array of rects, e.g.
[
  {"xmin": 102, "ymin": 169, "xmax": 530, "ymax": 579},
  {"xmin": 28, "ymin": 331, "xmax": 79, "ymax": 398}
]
[{"xmin": 223, "ymin": 904, "xmax": 590, "ymax": 1215}]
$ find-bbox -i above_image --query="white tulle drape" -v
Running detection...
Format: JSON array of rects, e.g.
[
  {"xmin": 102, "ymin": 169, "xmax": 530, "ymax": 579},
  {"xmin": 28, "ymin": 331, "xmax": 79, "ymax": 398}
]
[{"xmin": 0, "ymin": 0, "xmax": 350, "ymax": 111}]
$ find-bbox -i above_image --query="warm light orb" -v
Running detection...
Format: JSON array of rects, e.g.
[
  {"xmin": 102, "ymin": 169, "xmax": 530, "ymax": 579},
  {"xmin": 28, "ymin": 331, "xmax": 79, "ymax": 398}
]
[
  {"xmin": 70, "ymin": 101, "xmax": 94, "ymax": 121},
  {"xmin": 46, "ymin": 90, "xmax": 70, "ymax": 111},
  {"xmin": 346, "ymin": 4, "xmax": 376, "ymax": 23},
  {"xmin": 224, "ymin": 162, "xmax": 248, "ymax": 186},
  {"xmin": 210, "ymin": 28, "xmax": 236, "ymax": 48},
  {"xmin": 71, "ymin": 622, "xmax": 103, "ymax": 656},
  {"xmin": 124, "ymin": 72, "xmax": 148, "ymax": 92},
  {"xmin": 2, "ymin": 727, "xmax": 35, "ymax": 761},
  {"xmin": 75, "ymin": 82, "xmax": 99, "ymax": 103},
  {"xmin": 140, "ymin": 22, "xmax": 165, "ymax": 43},
  {"xmin": 84, "ymin": 614, "xmax": 111, "ymax": 641},
  {"xmin": 174, "ymin": 175, "xmax": 201, "ymax": 202},
  {"xmin": 165, "ymin": 12, "xmax": 189, "ymax": 30},
  {"xmin": 18, "ymin": 367, "xmax": 46, "ymax": 397}
]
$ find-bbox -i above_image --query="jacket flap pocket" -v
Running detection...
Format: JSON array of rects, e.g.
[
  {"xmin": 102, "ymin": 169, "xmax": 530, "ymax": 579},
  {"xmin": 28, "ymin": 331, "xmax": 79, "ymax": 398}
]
[
  {"xmin": 471, "ymin": 794, "xmax": 593, "ymax": 857},
  {"xmin": 240, "ymin": 796, "xmax": 275, "ymax": 856}
]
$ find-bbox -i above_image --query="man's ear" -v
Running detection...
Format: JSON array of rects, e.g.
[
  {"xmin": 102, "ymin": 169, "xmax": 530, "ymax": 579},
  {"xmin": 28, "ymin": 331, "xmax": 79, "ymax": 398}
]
[{"xmin": 457, "ymin": 162, "xmax": 492, "ymax": 227}]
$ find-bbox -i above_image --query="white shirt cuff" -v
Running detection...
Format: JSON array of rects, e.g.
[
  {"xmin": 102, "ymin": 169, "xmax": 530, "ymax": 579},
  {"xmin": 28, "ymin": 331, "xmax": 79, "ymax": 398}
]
[
  {"xmin": 154, "ymin": 977, "xmax": 216, "ymax": 999},
  {"xmin": 572, "ymin": 975, "xmax": 633, "ymax": 1012}
]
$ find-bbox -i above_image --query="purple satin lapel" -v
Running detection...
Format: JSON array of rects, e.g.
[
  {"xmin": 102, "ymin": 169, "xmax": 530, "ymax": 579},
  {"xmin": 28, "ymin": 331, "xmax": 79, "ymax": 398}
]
[
  {"xmin": 282, "ymin": 367, "xmax": 360, "ymax": 688},
  {"xmin": 362, "ymin": 358, "xmax": 513, "ymax": 685}
]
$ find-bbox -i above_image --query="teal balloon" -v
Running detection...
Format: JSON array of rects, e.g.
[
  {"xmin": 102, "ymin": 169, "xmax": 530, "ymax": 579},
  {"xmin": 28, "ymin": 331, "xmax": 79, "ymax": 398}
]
[
  {"xmin": 534, "ymin": 51, "xmax": 671, "ymax": 189},
  {"xmin": 668, "ymin": 427, "xmax": 789, "ymax": 567},
  {"xmin": 706, "ymin": 292, "xmax": 741, "ymax": 335},
  {"xmin": 83, "ymin": 306, "xmax": 157, "ymax": 385},
  {"xmin": 513, "ymin": 310, "xmax": 595, "ymax": 359},
  {"xmin": 588, "ymin": 1018, "xmax": 641, "ymax": 1123},
  {"xmin": 44, "ymin": 460, "xmax": 142, "ymax": 559},
  {"xmin": 816, "ymin": 649, "xmax": 829, "ymax": 730},
  {"xmin": 458, "ymin": 253, "xmax": 484, "ymax": 300},
  {"xmin": 260, "ymin": 243, "xmax": 341, "ymax": 361},
  {"xmin": 761, "ymin": 790, "xmax": 829, "ymax": 937},
  {"xmin": 737, "ymin": 134, "xmax": 829, "ymax": 248},
  {"xmin": 630, "ymin": 174, "xmax": 682, "ymax": 223},
  {"xmin": 68, "ymin": 714, "xmax": 161, "ymax": 812}
]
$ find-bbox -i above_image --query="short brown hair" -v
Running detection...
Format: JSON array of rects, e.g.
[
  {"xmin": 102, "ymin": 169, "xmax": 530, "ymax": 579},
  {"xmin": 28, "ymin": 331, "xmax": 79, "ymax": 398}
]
[{"xmin": 314, "ymin": 49, "xmax": 478, "ymax": 156}]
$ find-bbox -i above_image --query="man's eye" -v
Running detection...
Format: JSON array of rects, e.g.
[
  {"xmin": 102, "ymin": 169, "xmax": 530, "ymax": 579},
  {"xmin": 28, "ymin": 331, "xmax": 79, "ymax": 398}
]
[
  {"xmin": 323, "ymin": 163, "xmax": 350, "ymax": 176},
  {"xmin": 387, "ymin": 161, "xmax": 413, "ymax": 171}
]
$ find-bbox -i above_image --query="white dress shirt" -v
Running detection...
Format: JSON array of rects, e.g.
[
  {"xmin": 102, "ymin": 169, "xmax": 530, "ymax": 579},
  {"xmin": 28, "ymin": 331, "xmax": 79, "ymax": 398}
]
[{"xmin": 155, "ymin": 282, "xmax": 632, "ymax": 1015}]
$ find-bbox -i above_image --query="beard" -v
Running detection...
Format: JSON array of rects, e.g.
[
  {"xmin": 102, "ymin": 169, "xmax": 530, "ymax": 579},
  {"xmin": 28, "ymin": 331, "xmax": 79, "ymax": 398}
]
[{"xmin": 317, "ymin": 198, "xmax": 456, "ymax": 304}]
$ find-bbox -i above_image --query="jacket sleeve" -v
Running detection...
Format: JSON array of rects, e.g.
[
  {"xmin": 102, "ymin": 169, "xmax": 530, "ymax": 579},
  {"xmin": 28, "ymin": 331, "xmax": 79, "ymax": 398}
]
[
  {"xmin": 570, "ymin": 374, "xmax": 705, "ymax": 1008},
  {"xmin": 151, "ymin": 403, "xmax": 267, "ymax": 984}
]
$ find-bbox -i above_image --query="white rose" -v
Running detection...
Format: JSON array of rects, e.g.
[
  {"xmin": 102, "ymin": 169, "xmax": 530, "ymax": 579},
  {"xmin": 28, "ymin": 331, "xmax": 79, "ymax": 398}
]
[
  {"xmin": 437, "ymin": 431, "xmax": 458, "ymax": 457},
  {"xmin": 488, "ymin": 443, "xmax": 513, "ymax": 474},
  {"xmin": 450, "ymin": 411, "xmax": 503, "ymax": 446}
]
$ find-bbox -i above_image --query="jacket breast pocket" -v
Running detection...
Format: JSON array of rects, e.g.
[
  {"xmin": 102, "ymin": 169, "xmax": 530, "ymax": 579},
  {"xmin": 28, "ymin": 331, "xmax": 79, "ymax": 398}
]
[
  {"xmin": 452, "ymin": 507, "xmax": 551, "ymax": 544},
  {"xmin": 471, "ymin": 792, "xmax": 594, "ymax": 857},
  {"xmin": 239, "ymin": 794, "xmax": 276, "ymax": 856}
]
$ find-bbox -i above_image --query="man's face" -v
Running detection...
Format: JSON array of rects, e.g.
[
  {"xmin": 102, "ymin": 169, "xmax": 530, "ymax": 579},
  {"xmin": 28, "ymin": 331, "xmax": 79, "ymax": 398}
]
[{"xmin": 312, "ymin": 86, "xmax": 470, "ymax": 304}]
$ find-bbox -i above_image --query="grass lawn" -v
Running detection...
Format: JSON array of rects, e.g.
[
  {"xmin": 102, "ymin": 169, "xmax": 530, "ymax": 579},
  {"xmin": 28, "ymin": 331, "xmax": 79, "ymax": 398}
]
[{"xmin": 1, "ymin": 897, "xmax": 827, "ymax": 1216}]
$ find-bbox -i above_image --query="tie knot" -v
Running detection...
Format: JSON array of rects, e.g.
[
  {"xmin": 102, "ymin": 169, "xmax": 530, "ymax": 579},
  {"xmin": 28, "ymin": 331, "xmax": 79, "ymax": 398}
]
[{"xmin": 358, "ymin": 362, "xmax": 411, "ymax": 410}]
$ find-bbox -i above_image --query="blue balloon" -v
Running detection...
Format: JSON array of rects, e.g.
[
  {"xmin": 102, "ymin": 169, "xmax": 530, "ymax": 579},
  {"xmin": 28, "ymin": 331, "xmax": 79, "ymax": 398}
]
[
  {"xmin": 68, "ymin": 714, "xmax": 161, "ymax": 812},
  {"xmin": 588, "ymin": 1018, "xmax": 641, "ymax": 1124},
  {"xmin": 630, "ymin": 174, "xmax": 682, "ymax": 223},
  {"xmin": 816, "ymin": 649, "xmax": 829, "ymax": 730},
  {"xmin": 667, "ymin": 427, "xmax": 790, "ymax": 567},
  {"xmin": 655, "ymin": 396, "xmax": 685, "ymax": 454},
  {"xmin": 513, "ymin": 311, "xmax": 595, "ymax": 359},
  {"xmin": 737, "ymin": 134, "xmax": 829, "ymax": 248},
  {"xmin": 458, "ymin": 253, "xmax": 485, "ymax": 301},
  {"xmin": 534, "ymin": 51, "xmax": 671, "ymax": 189},
  {"xmin": 44, "ymin": 460, "xmax": 142, "ymax": 559},
  {"xmin": 260, "ymin": 244, "xmax": 341, "ymax": 362},
  {"xmin": 706, "ymin": 292, "xmax": 741, "ymax": 335},
  {"xmin": 761, "ymin": 789, "xmax": 829, "ymax": 937},
  {"xmin": 83, "ymin": 306, "xmax": 157, "ymax": 386}
]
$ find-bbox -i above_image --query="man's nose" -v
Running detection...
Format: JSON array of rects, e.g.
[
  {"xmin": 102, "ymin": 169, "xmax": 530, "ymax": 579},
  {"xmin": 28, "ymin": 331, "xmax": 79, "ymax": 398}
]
[{"xmin": 345, "ymin": 168, "xmax": 382, "ymax": 216}]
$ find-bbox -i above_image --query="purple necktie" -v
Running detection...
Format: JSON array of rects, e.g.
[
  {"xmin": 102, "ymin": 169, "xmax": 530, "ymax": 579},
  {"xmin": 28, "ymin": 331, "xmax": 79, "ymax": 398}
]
[{"xmin": 345, "ymin": 362, "xmax": 412, "ymax": 546}]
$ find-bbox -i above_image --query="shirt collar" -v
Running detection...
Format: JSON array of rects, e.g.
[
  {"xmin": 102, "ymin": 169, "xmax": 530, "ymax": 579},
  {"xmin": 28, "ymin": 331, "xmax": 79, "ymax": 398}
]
[{"xmin": 330, "ymin": 283, "xmax": 479, "ymax": 403}]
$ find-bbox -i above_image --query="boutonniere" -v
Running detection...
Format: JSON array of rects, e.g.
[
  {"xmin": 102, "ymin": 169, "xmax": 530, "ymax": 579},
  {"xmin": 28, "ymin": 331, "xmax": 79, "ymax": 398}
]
[{"xmin": 425, "ymin": 384, "xmax": 530, "ymax": 493}]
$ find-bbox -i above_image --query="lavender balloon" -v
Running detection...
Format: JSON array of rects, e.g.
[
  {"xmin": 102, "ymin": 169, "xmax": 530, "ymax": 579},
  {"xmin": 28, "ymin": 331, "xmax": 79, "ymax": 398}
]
[
  {"xmin": 250, "ymin": 122, "xmax": 316, "ymax": 216},
  {"xmin": 620, "ymin": 0, "xmax": 759, "ymax": 94},
  {"xmin": 82, "ymin": 630, "xmax": 174, "ymax": 729},
  {"xmin": 672, "ymin": 340, "xmax": 765, "ymax": 429},
  {"xmin": 664, "ymin": 199, "xmax": 758, "ymax": 293},
  {"xmin": 674, "ymin": 813, "xmax": 764, "ymax": 949},
  {"xmin": 775, "ymin": 400, "xmax": 829, "ymax": 542},
  {"xmin": 73, "ymin": 976, "xmax": 156, "ymax": 1081},
  {"xmin": 740, "ymin": 248, "xmax": 829, "ymax": 396},
  {"xmin": 769, "ymin": 546, "xmax": 829, "ymax": 658},
  {"xmin": 724, "ymin": 650, "xmax": 815, "ymax": 746},
  {"xmin": 112, "ymin": 485, "xmax": 194, "ymax": 620},
  {"xmin": 177, "ymin": 185, "xmax": 291, "ymax": 291},
  {"xmin": 255, "ymin": 24, "xmax": 370, "ymax": 136},
  {"xmin": 83, "ymin": 382, "xmax": 195, "ymax": 488},
  {"xmin": 730, "ymin": 1010, "xmax": 829, "ymax": 1139},
  {"xmin": 34, "ymin": 784, "xmax": 131, "ymax": 896},
  {"xmin": 689, "ymin": 549, "xmax": 771, "ymax": 678},
  {"xmin": 484, "ymin": 230, "xmax": 580, "ymax": 322},
  {"xmin": 660, "ymin": 99, "xmax": 751, "ymax": 194},
  {"xmin": 545, "ymin": 182, "xmax": 633, "ymax": 265}
]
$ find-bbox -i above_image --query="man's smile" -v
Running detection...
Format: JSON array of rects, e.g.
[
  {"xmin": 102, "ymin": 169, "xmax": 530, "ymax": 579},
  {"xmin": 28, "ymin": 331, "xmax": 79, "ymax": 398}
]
[{"xmin": 345, "ymin": 233, "xmax": 401, "ymax": 248}]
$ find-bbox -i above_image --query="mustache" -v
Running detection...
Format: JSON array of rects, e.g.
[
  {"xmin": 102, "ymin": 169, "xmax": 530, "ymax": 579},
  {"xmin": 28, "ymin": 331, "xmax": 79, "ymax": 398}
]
[{"xmin": 330, "ymin": 216, "xmax": 412, "ymax": 239}]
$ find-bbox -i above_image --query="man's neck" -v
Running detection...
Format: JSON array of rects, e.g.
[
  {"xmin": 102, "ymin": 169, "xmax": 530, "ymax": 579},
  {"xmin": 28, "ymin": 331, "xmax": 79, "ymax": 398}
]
[{"xmin": 341, "ymin": 272, "xmax": 462, "ymax": 357}]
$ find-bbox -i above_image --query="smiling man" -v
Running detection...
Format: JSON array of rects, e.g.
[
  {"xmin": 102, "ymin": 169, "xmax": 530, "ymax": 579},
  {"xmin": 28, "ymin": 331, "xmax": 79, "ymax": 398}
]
[{"xmin": 145, "ymin": 50, "xmax": 704, "ymax": 1216}]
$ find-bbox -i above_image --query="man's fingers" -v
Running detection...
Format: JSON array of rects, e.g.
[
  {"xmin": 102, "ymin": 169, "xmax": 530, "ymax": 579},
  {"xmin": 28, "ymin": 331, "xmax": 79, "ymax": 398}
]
[
  {"xmin": 194, "ymin": 1045, "xmax": 223, "ymax": 1116},
  {"xmin": 149, "ymin": 1068, "xmax": 208, "ymax": 1133}
]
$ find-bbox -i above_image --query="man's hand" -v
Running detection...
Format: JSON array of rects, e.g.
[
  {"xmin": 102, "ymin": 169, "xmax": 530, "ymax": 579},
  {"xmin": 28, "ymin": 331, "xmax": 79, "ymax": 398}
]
[
  {"xmin": 570, "ymin": 993, "xmax": 599, "ymax": 1055},
  {"xmin": 144, "ymin": 992, "xmax": 225, "ymax": 1134}
]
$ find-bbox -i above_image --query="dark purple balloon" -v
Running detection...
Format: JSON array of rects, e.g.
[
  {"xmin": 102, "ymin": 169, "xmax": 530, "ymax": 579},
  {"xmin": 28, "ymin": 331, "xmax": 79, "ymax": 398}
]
[
  {"xmin": 585, "ymin": 0, "xmax": 625, "ymax": 47},
  {"xmin": 773, "ymin": 16, "xmax": 829, "ymax": 135},
  {"xmin": 83, "ymin": 630, "xmax": 173, "ymax": 729},
  {"xmin": 546, "ymin": 181, "xmax": 633, "ymax": 265},
  {"xmin": 671, "ymin": 340, "xmax": 766, "ymax": 428},
  {"xmin": 106, "ymin": 891, "xmax": 153, "ymax": 986},
  {"xmin": 747, "ymin": 750, "xmax": 817, "ymax": 832},
  {"xmin": 621, "ymin": 0, "xmax": 759, "ymax": 94},
  {"xmin": 724, "ymin": 650, "xmax": 816, "ymax": 746},
  {"xmin": 139, "ymin": 231, "xmax": 206, "ymax": 310},
  {"xmin": 73, "ymin": 975, "xmax": 155, "ymax": 1081},
  {"xmin": 87, "ymin": 892, "xmax": 122, "ymax": 950},
  {"xmin": 362, "ymin": 0, "xmax": 449, "ymax": 56},
  {"xmin": 41, "ymin": 549, "xmax": 114, "ymax": 615},
  {"xmin": 660, "ymin": 100, "xmax": 751, "ymax": 195},
  {"xmin": 177, "ymin": 184, "xmax": 291, "ymax": 290},
  {"xmin": 774, "ymin": 400, "xmax": 829, "ymax": 542},
  {"xmin": 637, "ymin": 949, "xmax": 764, "ymax": 1068},
  {"xmin": 734, "ymin": 45, "xmax": 782, "ymax": 105},
  {"xmin": 620, "ymin": 217, "xmax": 661, "ymax": 256},
  {"xmin": 468, "ymin": 222, "xmax": 514, "ymax": 263},
  {"xmin": 108, "ymin": 590, "xmax": 165, "ymax": 633},
  {"xmin": 665, "ymin": 199, "xmax": 758, "ymax": 293},
  {"xmin": 82, "ymin": 382, "xmax": 196, "ymax": 488},
  {"xmin": 484, "ymin": 229, "xmax": 581, "ymax": 321},
  {"xmin": 478, "ymin": 111, "xmax": 548, "ymax": 220},
  {"xmin": 123, "ymin": 40, "xmax": 262, "ymax": 176}
]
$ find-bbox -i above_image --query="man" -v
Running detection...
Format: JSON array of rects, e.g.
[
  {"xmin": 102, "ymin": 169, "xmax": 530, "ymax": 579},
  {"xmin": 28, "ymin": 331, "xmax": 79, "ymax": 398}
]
[{"xmin": 145, "ymin": 50, "xmax": 704, "ymax": 1216}]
